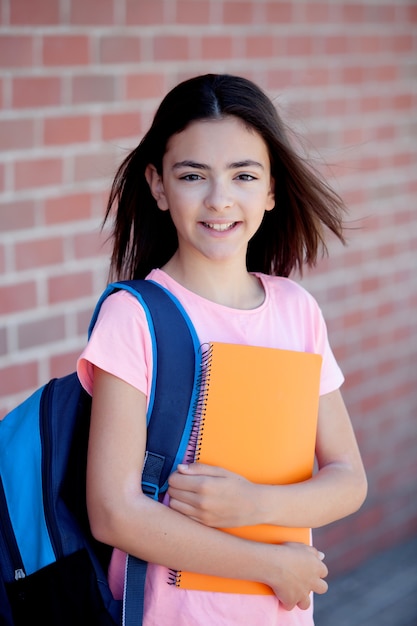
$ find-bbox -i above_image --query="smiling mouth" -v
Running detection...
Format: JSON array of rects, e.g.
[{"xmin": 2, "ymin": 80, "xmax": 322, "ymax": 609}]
[{"xmin": 202, "ymin": 222, "xmax": 237, "ymax": 231}]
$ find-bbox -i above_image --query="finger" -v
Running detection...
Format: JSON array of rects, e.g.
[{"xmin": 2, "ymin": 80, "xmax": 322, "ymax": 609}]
[
  {"xmin": 169, "ymin": 496, "xmax": 214, "ymax": 525},
  {"xmin": 313, "ymin": 579, "xmax": 328, "ymax": 595},
  {"xmin": 168, "ymin": 485, "xmax": 200, "ymax": 505},
  {"xmin": 296, "ymin": 595, "xmax": 311, "ymax": 611},
  {"xmin": 177, "ymin": 463, "xmax": 228, "ymax": 477},
  {"xmin": 168, "ymin": 472, "xmax": 195, "ymax": 491},
  {"xmin": 281, "ymin": 595, "xmax": 311, "ymax": 612},
  {"xmin": 168, "ymin": 495, "xmax": 198, "ymax": 516}
]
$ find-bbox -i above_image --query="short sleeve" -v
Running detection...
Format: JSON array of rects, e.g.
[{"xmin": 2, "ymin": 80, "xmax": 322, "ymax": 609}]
[
  {"xmin": 311, "ymin": 304, "xmax": 344, "ymax": 396},
  {"xmin": 77, "ymin": 290, "xmax": 153, "ymax": 399}
]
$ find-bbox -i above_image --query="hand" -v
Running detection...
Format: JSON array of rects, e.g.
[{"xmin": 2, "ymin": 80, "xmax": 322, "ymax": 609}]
[
  {"xmin": 168, "ymin": 463, "xmax": 257, "ymax": 527},
  {"xmin": 268, "ymin": 543, "xmax": 328, "ymax": 611}
]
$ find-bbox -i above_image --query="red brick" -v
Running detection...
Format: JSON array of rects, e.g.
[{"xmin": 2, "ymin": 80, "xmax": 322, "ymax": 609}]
[
  {"xmin": 323, "ymin": 35, "xmax": 350, "ymax": 54},
  {"xmin": 356, "ymin": 35, "xmax": 383, "ymax": 54},
  {"xmin": 0, "ymin": 200, "xmax": 36, "ymax": 231},
  {"xmin": 50, "ymin": 349, "xmax": 82, "ymax": 379},
  {"xmin": 72, "ymin": 150, "xmax": 116, "ymax": 183},
  {"xmin": 0, "ymin": 160, "xmax": 9, "ymax": 192},
  {"xmin": 99, "ymin": 36, "xmax": 142, "ymax": 64},
  {"xmin": 285, "ymin": 35, "xmax": 314, "ymax": 56},
  {"xmin": 72, "ymin": 75, "xmax": 117, "ymax": 104},
  {"xmin": 304, "ymin": 3, "xmax": 331, "ymax": 23},
  {"xmin": 391, "ymin": 151, "xmax": 414, "ymax": 168},
  {"xmin": 44, "ymin": 193, "xmax": 93, "ymax": 224},
  {"xmin": 0, "ymin": 35, "xmax": 34, "ymax": 68},
  {"xmin": 44, "ymin": 115, "xmax": 91, "ymax": 145},
  {"xmin": 10, "ymin": 0, "xmax": 60, "ymax": 25},
  {"xmin": 342, "ymin": 65, "xmax": 366, "ymax": 84},
  {"xmin": 14, "ymin": 157, "xmax": 63, "ymax": 190},
  {"xmin": 15, "ymin": 236, "xmax": 64, "ymax": 270},
  {"xmin": 298, "ymin": 67, "xmax": 331, "ymax": 87},
  {"xmin": 405, "ymin": 5, "xmax": 417, "ymax": 22},
  {"xmin": 392, "ymin": 93, "xmax": 413, "ymax": 111},
  {"xmin": 0, "ymin": 326, "xmax": 6, "ymax": 356},
  {"xmin": 0, "ymin": 281, "xmax": 37, "ymax": 314},
  {"xmin": 125, "ymin": 0, "xmax": 165, "ymax": 24},
  {"xmin": 153, "ymin": 36, "xmax": 190, "ymax": 61},
  {"xmin": 342, "ymin": 126, "xmax": 365, "ymax": 145},
  {"xmin": 77, "ymin": 306, "xmax": 97, "ymax": 335},
  {"xmin": 70, "ymin": 0, "xmax": 115, "ymax": 25},
  {"xmin": 371, "ymin": 65, "xmax": 398, "ymax": 82},
  {"xmin": 101, "ymin": 111, "xmax": 141, "ymax": 140},
  {"xmin": 365, "ymin": 4, "xmax": 396, "ymax": 24},
  {"xmin": 266, "ymin": 69, "xmax": 294, "ymax": 90},
  {"xmin": 0, "ymin": 118, "xmax": 35, "ymax": 149},
  {"xmin": 359, "ymin": 95, "xmax": 385, "ymax": 113},
  {"xmin": 245, "ymin": 35, "xmax": 276, "ymax": 58},
  {"xmin": 73, "ymin": 231, "xmax": 111, "ymax": 259},
  {"xmin": 12, "ymin": 76, "xmax": 61, "ymax": 108},
  {"xmin": 223, "ymin": 1, "xmax": 255, "ymax": 24},
  {"xmin": 18, "ymin": 315, "xmax": 66, "ymax": 350},
  {"xmin": 324, "ymin": 98, "xmax": 349, "ymax": 116},
  {"xmin": 175, "ymin": 0, "xmax": 211, "ymax": 24},
  {"xmin": 265, "ymin": 2, "xmax": 293, "ymax": 22},
  {"xmin": 201, "ymin": 36, "xmax": 233, "ymax": 60},
  {"xmin": 341, "ymin": 4, "xmax": 365, "ymax": 22},
  {"xmin": 125, "ymin": 73, "xmax": 166, "ymax": 100},
  {"xmin": 48, "ymin": 271, "xmax": 93, "ymax": 304},
  {"xmin": 42, "ymin": 35, "xmax": 90, "ymax": 66},
  {"xmin": 0, "ymin": 362, "xmax": 39, "ymax": 396}
]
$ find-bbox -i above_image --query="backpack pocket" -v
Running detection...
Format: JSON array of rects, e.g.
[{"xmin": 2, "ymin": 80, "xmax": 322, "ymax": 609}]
[{"xmin": 5, "ymin": 549, "xmax": 120, "ymax": 626}]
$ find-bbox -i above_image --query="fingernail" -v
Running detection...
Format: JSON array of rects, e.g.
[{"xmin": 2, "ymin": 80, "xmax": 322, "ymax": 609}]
[{"xmin": 318, "ymin": 551, "xmax": 325, "ymax": 560}]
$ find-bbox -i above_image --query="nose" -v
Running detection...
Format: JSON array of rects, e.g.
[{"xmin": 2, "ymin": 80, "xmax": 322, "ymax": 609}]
[{"xmin": 204, "ymin": 179, "xmax": 233, "ymax": 211}]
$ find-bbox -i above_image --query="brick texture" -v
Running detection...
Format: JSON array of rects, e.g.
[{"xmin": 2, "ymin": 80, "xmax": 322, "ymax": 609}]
[{"xmin": 0, "ymin": 0, "xmax": 416, "ymax": 579}]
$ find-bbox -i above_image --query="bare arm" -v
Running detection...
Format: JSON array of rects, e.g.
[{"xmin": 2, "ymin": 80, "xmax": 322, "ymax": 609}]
[
  {"xmin": 86, "ymin": 366, "xmax": 328, "ymax": 610},
  {"xmin": 168, "ymin": 389, "xmax": 367, "ymax": 529}
]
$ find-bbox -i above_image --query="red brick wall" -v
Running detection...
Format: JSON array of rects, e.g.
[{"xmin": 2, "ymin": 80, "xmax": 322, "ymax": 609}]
[{"xmin": 1, "ymin": 0, "xmax": 416, "ymax": 577}]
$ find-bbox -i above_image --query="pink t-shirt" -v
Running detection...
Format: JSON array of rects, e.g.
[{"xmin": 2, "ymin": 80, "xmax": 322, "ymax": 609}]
[{"xmin": 77, "ymin": 269, "xmax": 344, "ymax": 626}]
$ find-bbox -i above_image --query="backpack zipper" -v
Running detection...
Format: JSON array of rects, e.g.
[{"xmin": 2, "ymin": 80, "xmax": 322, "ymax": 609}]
[
  {"xmin": 39, "ymin": 380, "xmax": 64, "ymax": 560},
  {"xmin": 0, "ymin": 475, "xmax": 26, "ymax": 581}
]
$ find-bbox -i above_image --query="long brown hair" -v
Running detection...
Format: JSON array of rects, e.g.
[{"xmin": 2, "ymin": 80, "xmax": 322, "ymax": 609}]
[{"xmin": 104, "ymin": 74, "xmax": 346, "ymax": 280}]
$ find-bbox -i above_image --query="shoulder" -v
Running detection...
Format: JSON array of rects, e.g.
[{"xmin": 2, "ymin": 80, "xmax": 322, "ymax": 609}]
[
  {"xmin": 96, "ymin": 288, "xmax": 148, "ymax": 320},
  {"xmin": 257, "ymin": 273, "xmax": 320, "ymax": 309}
]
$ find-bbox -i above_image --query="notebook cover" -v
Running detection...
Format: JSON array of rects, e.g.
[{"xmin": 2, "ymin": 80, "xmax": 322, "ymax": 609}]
[{"xmin": 173, "ymin": 342, "xmax": 322, "ymax": 595}]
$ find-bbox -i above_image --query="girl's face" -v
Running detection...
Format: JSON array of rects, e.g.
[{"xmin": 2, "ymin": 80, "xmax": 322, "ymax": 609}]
[{"xmin": 146, "ymin": 116, "xmax": 275, "ymax": 268}]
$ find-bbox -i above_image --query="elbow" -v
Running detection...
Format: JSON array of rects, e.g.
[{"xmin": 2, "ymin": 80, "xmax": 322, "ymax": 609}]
[
  {"xmin": 346, "ymin": 465, "xmax": 368, "ymax": 516},
  {"xmin": 354, "ymin": 470, "xmax": 368, "ymax": 512},
  {"xmin": 88, "ymin": 506, "xmax": 118, "ymax": 546},
  {"xmin": 87, "ymin": 495, "xmax": 125, "ymax": 547}
]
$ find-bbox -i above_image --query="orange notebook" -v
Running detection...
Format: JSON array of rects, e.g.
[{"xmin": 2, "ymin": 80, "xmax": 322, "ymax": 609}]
[{"xmin": 172, "ymin": 342, "xmax": 322, "ymax": 595}]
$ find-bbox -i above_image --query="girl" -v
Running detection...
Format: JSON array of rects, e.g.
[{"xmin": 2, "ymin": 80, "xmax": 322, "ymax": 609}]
[{"xmin": 78, "ymin": 74, "xmax": 367, "ymax": 626}]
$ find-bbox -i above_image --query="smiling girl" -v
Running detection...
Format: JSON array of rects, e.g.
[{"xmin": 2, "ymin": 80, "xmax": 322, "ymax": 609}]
[{"xmin": 77, "ymin": 74, "xmax": 367, "ymax": 626}]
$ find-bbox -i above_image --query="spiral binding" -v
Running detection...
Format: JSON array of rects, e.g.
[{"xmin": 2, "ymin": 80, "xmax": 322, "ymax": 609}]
[
  {"xmin": 184, "ymin": 342, "xmax": 213, "ymax": 464},
  {"xmin": 168, "ymin": 342, "xmax": 213, "ymax": 586}
]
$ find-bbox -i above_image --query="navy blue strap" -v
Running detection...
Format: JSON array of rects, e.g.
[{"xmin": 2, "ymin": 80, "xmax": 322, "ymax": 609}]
[
  {"xmin": 93, "ymin": 280, "xmax": 201, "ymax": 626},
  {"xmin": 123, "ymin": 555, "xmax": 147, "ymax": 626}
]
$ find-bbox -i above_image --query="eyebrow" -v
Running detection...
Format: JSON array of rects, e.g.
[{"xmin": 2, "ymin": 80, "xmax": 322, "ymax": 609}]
[{"xmin": 172, "ymin": 159, "xmax": 265, "ymax": 171}]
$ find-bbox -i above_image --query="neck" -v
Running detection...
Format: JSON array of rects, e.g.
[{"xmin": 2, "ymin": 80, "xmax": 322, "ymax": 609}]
[{"xmin": 161, "ymin": 254, "xmax": 265, "ymax": 310}]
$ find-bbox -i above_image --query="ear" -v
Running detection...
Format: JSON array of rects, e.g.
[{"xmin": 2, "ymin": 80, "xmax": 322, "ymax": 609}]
[
  {"xmin": 265, "ymin": 176, "xmax": 275, "ymax": 212},
  {"xmin": 145, "ymin": 164, "xmax": 169, "ymax": 211}
]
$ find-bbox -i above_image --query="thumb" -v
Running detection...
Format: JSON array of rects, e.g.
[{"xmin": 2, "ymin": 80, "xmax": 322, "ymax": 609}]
[{"xmin": 176, "ymin": 463, "xmax": 225, "ymax": 476}]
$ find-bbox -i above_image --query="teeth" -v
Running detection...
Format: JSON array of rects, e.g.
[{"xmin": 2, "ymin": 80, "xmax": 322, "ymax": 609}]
[{"xmin": 204, "ymin": 222, "xmax": 235, "ymax": 231}]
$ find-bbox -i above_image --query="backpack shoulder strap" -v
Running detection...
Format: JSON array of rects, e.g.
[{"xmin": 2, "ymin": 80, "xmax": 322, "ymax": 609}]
[
  {"xmin": 91, "ymin": 278, "xmax": 202, "ymax": 497},
  {"xmin": 90, "ymin": 279, "xmax": 202, "ymax": 626}
]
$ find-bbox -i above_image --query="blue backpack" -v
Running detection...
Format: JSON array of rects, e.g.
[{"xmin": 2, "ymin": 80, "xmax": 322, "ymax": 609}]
[{"xmin": 0, "ymin": 280, "xmax": 202, "ymax": 626}]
